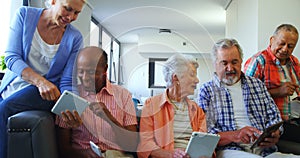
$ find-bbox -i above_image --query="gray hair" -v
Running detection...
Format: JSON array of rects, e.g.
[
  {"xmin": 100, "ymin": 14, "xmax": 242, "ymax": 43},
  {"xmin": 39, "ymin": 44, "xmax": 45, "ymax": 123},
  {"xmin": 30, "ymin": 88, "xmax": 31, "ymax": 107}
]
[
  {"xmin": 163, "ymin": 53, "xmax": 198, "ymax": 88},
  {"xmin": 273, "ymin": 24, "xmax": 298, "ymax": 36},
  {"xmin": 211, "ymin": 38, "xmax": 243, "ymax": 63}
]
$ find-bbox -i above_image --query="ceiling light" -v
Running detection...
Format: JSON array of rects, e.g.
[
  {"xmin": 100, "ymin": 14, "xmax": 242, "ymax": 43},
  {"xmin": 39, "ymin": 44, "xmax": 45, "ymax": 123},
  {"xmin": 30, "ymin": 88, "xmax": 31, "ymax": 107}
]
[{"xmin": 159, "ymin": 29, "xmax": 171, "ymax": 34}]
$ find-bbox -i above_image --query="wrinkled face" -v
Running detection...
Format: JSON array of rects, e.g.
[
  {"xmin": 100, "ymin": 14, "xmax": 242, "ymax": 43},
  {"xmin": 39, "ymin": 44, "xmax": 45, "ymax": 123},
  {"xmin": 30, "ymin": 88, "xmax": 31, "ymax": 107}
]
[
  {"xmin": 270, "ymin": 30, "xmax": 298, "ymax": 65},
  {"xmin": 215, "ymin": 46, "xmax": 242, "ymax": 85},
  {"xmin": 178, "ymin": 63, "xmax": 199, "ymax": 96},
  {"xmin": 77, "ymin": 53, "xmax": 107, "ymax": 92},
  {"xmin": 52, "ymin": 0, "xmax": 84, "ymax": 27}
]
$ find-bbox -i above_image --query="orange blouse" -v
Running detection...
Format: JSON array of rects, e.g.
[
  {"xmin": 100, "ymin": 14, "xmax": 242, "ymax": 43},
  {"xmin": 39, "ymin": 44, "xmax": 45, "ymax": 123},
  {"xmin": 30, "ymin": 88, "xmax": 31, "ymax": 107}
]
[{"xmin": 137, "ymin": 90, "xmax": 207, "ymax": 158}]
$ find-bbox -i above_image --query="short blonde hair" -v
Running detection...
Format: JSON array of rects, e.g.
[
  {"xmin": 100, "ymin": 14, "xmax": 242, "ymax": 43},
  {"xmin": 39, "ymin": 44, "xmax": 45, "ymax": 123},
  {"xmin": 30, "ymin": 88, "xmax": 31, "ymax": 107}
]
[{"xmin": 45, "ymin": 0, "xmax": 86, "ymax": 8}]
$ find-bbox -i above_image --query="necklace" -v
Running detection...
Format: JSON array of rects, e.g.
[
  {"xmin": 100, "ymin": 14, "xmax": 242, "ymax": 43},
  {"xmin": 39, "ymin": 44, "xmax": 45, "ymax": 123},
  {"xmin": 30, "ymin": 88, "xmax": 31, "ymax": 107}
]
[
  {"xmin": 169, "ymin": 98, "xmax": 187, "ymax": 112},
  {"xmin": 52, "ymin": 33, "xmax": 61, "ymax": 45},
  {"xmin": 50, "ymin": 28, "xmax": 64, "ymax": 45}
]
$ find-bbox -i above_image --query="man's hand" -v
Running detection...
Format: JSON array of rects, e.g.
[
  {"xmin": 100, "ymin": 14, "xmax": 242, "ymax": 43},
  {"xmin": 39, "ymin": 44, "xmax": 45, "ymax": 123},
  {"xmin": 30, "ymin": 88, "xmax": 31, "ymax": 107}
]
[
  {"xmin": 259, "ymin": 130, "xmax": 280, "ymax": 148},
  {"xmin": 61, "ymin": 110, "xmax": 83, "ymax": 128},
  {"xmin": 219, "ymin": 127, "xmax": 259, "ymax": 146},
  {"xmin": 237, "ymin": 126, "xmax": 262, "ymax": 144},
  {"xmin": 279, "ymin": 82, "xmax": 299, "ymax": 97},
  {"xmin": 89, "ymin": 102, "xmax": 112, "ymax": 122},
  {"xmin": 77, "ymin": 148, "xmax": 103, "ymax": 158}
]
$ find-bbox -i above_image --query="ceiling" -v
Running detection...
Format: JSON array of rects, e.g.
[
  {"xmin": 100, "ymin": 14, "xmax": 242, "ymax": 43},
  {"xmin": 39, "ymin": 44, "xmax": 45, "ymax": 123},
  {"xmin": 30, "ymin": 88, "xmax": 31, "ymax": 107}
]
[{"xmin": 86, "ymin": 0, "xmax": 231, "ymax": 54}]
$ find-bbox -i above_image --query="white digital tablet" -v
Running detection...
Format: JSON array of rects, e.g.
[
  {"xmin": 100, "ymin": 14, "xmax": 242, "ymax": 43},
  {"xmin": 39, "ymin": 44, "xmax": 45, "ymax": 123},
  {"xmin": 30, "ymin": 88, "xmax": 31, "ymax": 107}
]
[
  {"xmin": 90, "ymin": 141, "xmax": 102, "ymax": 157},
  {"xmin": 185, "ymin": 132, "xmax": 220, "ymax": 158},
  {"xmin": 51, "ymin": 90, "xmax": 90, "ymax": 116}
]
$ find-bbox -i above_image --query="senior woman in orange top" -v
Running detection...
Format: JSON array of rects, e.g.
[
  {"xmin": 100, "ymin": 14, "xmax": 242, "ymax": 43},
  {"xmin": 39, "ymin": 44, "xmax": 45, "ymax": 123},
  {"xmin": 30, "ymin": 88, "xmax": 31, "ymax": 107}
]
[{"xmin": 138, "ymin": 54, "xmax": 207, "ymax": 158}]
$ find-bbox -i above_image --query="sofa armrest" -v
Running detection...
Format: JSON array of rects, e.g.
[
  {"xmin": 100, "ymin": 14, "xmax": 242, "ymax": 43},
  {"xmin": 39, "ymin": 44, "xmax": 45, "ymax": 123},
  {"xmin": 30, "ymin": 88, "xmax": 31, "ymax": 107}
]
[
  {"xmin": 277, "ymin": 139, "xmax": 300, "ymax": 155},
  {"xmin": 7, "ymin": 110, "xmax": 58, "ymax": 158}
]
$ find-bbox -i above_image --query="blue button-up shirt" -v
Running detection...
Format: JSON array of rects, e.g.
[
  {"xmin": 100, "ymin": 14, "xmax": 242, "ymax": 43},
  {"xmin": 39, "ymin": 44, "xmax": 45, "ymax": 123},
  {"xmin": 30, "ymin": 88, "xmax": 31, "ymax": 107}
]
[{"xmin": 198, "ymin": 72, "xmax": 282, "ymax": 156}]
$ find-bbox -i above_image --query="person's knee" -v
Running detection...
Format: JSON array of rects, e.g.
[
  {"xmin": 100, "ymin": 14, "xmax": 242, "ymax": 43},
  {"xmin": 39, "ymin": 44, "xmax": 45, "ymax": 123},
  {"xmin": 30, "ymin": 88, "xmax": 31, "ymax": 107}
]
[
  {"xmin": 0, "ymin": 101, "xmax": 11, "ymax": 127},
  {"xmin": 0, "ymin": 98, "xmax": 21, "ymax": 119}
]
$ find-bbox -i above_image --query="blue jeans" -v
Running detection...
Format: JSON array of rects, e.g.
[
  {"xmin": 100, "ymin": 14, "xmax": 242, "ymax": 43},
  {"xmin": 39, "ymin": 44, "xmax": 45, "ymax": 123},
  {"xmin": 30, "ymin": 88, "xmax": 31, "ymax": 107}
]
[{"xmin": 0, "ymin": 85, "xmax": 55, "ymax": 158}]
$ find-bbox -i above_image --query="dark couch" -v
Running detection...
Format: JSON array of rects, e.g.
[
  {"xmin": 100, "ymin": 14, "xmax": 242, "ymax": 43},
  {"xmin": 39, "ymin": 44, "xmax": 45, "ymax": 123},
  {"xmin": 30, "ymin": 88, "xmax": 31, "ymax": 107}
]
[
  {"xmin": 7, "ymin": 110, "xmax": 58, "ymax": 158},
  {"xmin": 277, "ymin": 120, "xmax": 300, "ymax": 155},
  {"xmin": 6, "ymin": 110, "xmax": 300, "ymax": 158}
]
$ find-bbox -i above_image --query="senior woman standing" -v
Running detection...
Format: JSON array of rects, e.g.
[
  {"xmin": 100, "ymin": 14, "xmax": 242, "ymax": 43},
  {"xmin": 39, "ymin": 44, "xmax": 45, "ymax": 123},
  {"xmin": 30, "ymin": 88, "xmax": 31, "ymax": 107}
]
[
  {"xmin": 0, "ymin": 0, "xmax": 85, "ymax": 157},
  {"xmin": 138, "ymin": 53, "xmax": 207, "ymax": 158}
]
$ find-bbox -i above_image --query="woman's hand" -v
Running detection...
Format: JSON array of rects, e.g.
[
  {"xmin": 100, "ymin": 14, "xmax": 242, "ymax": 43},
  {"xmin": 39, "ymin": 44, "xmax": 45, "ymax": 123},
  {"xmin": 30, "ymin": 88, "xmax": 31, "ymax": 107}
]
[
  {"xmin": 173, "ymin": 148, "xmax": 189, "ymax": 158},
  {"xmin": 36, "ymin": 79, "xmax": 61, "ymax": 101},
  {"xmin": 21, "ymin": 67, "xmax": 60, "ymax": 101}
]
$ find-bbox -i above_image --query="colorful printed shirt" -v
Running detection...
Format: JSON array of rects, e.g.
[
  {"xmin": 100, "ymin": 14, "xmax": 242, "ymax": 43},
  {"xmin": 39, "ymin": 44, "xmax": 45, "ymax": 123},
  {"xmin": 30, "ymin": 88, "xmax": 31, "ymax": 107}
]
[
  {"xmin": 198, "ymin": 73, "xmax": 282, "ymax": 156},
  {"xmin": 55, "ymin": 80, "xmax": 137, "ymax": 151},
  {"xmin": 244, "ymin": 46, "xmax": 300, "ymax": 119},
  {"xmin": 138, "ymin": 90, "xmax": 207, "ymax": 158}
]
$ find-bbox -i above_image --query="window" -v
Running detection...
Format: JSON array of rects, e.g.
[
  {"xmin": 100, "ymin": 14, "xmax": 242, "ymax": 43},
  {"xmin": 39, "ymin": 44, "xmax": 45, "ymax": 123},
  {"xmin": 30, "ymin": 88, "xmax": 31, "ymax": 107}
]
[
  {"xmin": 0, "ymin": 1, "xmax": 12, "ymax": 73},
  {"xmin": 90, "ymin": 17, "xmax": 100, "ymax": 46},
  {"xmin": 0, "ymin": 1, "xmax": 12, "ymax": 56},
  {"xmin": 101, "ymin": 29, "xmax": 112, "ymax": 81},
  {"xmin": 148, "ymin": 58, "xmax": 167, "ymax": 88},
  {"xmin": 111, "ymin": 40, "xmax": 120, "ymax": 83},
  {"xmin": 90, "ymin": 17, "xmax": 121, "ymax": 84}
]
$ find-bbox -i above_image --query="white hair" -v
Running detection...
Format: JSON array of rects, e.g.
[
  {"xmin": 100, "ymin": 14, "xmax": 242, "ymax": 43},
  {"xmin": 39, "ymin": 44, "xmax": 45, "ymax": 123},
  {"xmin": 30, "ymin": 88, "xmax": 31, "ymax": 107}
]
[{"xmin": 163, "ymin": 53, "xmax": 198, "ymax": 88}]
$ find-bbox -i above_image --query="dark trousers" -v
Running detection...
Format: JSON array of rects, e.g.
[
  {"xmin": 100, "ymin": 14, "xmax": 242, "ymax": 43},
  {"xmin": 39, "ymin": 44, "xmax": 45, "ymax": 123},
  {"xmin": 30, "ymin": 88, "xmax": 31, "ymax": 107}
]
[
  {"xmin": 0, "ymin": 85, "xmax": 54, "ymax": 158},
  {"xmin": 280, "ymin": 119, "xmax": 300, "ymax": 143}
]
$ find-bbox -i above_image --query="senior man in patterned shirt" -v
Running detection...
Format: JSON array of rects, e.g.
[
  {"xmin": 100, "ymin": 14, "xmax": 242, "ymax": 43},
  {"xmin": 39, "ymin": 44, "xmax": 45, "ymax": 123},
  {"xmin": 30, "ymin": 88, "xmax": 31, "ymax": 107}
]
[{"xmin": 197, "ymin": 38, "xmax": 298, "ymax": 158}]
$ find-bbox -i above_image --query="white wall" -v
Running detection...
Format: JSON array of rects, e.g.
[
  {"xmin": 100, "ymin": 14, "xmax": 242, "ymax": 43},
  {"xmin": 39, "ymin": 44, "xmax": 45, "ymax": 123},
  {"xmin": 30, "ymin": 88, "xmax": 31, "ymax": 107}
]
[
  {"xmin": 226, "ymin": 0, "xmax": 258, "ymax": 62},
  {"xmin": 72, "ymin": 4, "xmax": 92, "ymax": 46},
  {"xmin": 120, "ymin": 43, "xmax": 151, "ymax": 99},
  {"xmin": 258, "ymin": 0, "xmax": 300, "ymax": 59},
  {"xmin": 226, "ymin": 0, "xmax": 300, "ymax": 62},
  {"xmin": 120, "ymin": 42, "xmax": 214, "ymax": 102}
]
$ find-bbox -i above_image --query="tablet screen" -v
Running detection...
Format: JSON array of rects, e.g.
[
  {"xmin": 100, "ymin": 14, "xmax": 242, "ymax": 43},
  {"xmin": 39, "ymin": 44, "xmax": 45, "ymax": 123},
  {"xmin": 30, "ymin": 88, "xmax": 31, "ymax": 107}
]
[
  {"xmin": 185, "ymin": 132, "xmax": 220, "ymax": 158},
  {"xmin": 51, "ymin": 90, "xmax": 90, "ymax": 116}
]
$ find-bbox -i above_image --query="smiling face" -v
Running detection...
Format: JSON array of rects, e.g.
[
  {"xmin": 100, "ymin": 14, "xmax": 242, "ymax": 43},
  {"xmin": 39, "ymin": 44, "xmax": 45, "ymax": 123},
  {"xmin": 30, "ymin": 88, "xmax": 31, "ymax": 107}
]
[
  {"xmin": 52, "ymin": 0, "xmax": 85, "ymax": 27},
  {"xmin": 77, "ymin": 47, "xmax": 107, "ymax": 92},
  {"xmin": 270, "ymin": 30, "xmax": 298, "ymax": 65},
  {"xmin": 215, "ymin": 46, "xmax": 242, "ymax": 85}
]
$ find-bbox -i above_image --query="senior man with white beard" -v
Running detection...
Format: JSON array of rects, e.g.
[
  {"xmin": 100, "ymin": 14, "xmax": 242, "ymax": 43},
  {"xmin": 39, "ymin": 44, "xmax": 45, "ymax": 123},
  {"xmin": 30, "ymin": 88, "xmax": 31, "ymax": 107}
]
[{"xmin": 197, "ymin": 38, "xmax": 300, "ymax": 158}]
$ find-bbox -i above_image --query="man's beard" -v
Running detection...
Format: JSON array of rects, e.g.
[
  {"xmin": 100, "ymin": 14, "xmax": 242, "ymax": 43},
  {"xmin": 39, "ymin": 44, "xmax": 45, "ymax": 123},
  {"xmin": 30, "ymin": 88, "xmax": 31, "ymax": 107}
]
[
  {"xmin": 222, "ymin": 76, "xmax": 239, "ymax": 85},
  {"xmin": 221, "ymin": 71, "xmax": 239, "ymax": 85}
]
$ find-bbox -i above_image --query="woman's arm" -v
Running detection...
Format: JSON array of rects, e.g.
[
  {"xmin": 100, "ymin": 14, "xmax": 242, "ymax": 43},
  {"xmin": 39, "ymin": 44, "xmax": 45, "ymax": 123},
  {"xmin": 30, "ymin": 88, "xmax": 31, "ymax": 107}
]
[{"xmin": 22, "ymin": 67, "xmax": 60, "ymax": 101}]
